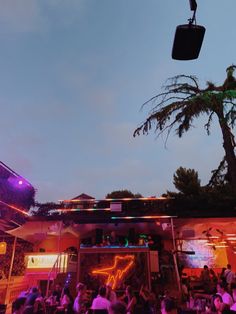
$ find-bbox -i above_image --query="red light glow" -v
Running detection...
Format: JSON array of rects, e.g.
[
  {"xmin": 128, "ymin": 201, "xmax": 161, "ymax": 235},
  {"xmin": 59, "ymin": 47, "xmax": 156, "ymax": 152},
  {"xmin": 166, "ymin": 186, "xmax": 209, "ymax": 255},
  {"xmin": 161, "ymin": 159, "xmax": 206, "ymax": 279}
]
[{"xmin": 0, "ymin": 200, "xmax": 30, "ymax": 216}]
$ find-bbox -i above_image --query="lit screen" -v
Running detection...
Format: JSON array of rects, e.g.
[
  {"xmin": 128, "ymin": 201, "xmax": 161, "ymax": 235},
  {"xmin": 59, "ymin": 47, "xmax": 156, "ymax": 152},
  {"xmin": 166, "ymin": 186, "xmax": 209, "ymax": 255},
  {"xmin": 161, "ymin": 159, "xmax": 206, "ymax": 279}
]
[{"xmin": 177, "ymin": 240, "xmax": 228, "ymax": 268}]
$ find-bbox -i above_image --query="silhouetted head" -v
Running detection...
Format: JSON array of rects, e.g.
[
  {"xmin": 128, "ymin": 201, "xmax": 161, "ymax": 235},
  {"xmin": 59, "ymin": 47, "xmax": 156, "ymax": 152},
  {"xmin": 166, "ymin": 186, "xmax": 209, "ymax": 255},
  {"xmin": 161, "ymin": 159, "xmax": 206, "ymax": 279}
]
[
  {"xmin": 31, "ymin": 287, "xmax": 38, "ymax": 294},
  {"xmin": 55, "ymin": 284, "xmax": 61, "ymax": 291},
  {"xmin": 99, "ymin": 286, "xmax": 107, "ymax": 297},
  {"xmin": 161, "ymin": 298, "xmax": 177, "ymax": 314},
  {"xmin": 63, "ymin": 287, "xmax": 71, "ymax": 296},
  {"xmin": 217, "ymin": 281, "xmax": 227, "ymax": 294},
  {"xmin": 12, "ymin": 297, "xmax": 26, "ymax": 311},
  {"xmin": 125, "ymin": 285, "xmax": 133, "ymax": 296},
  {"xmin": 76, "ymin": 282, "xmax": 86, "ymax": 292},
  {"xmin": 211, "ymin": 294, "xmax": 228, "ymax": 313}
]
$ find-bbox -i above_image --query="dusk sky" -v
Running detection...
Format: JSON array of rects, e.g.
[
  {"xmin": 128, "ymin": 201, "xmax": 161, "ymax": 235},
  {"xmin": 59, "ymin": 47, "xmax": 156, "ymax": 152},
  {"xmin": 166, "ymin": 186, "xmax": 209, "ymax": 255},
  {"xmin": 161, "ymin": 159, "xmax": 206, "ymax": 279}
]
[{"xmin": 1, "ymin": 0, "xmax": 236, "ymax": 202}]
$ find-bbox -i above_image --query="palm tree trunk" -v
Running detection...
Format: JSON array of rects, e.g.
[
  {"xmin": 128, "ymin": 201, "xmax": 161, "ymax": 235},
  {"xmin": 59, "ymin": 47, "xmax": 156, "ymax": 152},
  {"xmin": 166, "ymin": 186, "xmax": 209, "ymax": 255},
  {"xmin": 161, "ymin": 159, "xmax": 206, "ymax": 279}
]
[{"xmin": 218, "ymin": 117, "xmax": 236, "ymax": 188}]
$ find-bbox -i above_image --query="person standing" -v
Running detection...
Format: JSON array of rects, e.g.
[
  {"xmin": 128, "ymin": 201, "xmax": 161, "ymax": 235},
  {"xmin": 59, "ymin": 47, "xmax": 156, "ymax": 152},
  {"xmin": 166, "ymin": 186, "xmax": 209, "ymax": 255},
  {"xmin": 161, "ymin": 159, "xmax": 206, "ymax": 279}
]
[
  {"xmin": 224, "ymin": 264, "xmax": 235, "ymax": 288},
  {"xmin": 61, "ymin": 287, "xmax": 74, "ymax": 314},
  {"xmin": 25, "ymin": 287, "xmax": 40, "ymax": 307},
  {"xmin": 106, "ymin": 284, "xmax": 117, "ymax": 303},
  {"xmin": 124, "ymin": 286, "xmax": 137, "ymax": 314},
  {"xmin": 52, "ymin": 284, "xmax": 62, "ymax": 304},
  {"xmin": 230, "ymin": 283, "xmax": 236, "ymax": 311},
  {"xmin": 91, "ymin": 286, "xmax": 111, "ymax": 312},
  {"xmin": 216, "ymin": 281, "xmax": 233, "ymax": 307},
  {"xmin": 200, "ymin": 265, "xmax": 211, "ymax": 293},
  {"xmin": 73, "ymin": 283, "xmax": 88, "ymax": 314}
]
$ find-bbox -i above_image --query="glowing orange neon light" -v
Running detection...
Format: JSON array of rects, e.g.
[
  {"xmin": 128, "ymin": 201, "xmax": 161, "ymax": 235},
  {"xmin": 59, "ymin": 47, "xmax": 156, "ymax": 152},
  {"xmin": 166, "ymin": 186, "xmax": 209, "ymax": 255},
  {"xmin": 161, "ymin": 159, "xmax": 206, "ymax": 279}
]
[
  {"xmin": 60, "ymin": 196, "xmax": 170, "ymax": 203},
  {"xmin": 92, "ymin": 255, "xmax": 135, "ymax": 289},
  {"xmin": 57, "ymin": 207, "xmax": 110, "ymax": 212}
]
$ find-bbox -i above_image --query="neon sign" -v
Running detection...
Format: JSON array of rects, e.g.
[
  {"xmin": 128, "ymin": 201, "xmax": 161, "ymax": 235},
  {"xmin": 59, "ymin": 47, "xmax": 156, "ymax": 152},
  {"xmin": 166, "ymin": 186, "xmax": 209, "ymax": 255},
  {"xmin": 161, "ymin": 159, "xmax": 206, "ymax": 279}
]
[{"xmin": 92, "ymin": 255, "xmax": 135, "ymax": 289}]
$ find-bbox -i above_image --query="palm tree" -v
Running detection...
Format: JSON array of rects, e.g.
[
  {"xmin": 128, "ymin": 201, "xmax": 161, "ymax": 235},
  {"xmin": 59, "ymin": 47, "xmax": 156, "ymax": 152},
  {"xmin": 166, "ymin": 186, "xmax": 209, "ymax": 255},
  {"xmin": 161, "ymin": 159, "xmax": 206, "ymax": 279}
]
[{"xmin": 134, "ymin": 65, "xmax": 236, "ymax": 188}]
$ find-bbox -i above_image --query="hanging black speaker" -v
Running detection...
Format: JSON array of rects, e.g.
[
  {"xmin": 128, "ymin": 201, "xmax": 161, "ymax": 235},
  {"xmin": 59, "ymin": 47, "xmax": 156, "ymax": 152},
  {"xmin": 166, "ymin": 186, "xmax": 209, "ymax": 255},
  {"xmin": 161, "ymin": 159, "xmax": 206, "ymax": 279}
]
[{"xmin": 172, "ymin": 24, "xmax": 205, "ymax": 60}]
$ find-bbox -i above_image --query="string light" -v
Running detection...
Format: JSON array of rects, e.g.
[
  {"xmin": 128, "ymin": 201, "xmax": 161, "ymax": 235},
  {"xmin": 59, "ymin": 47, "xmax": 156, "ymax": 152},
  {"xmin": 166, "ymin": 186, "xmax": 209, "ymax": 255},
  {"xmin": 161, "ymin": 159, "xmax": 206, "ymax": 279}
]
[
  {"xmin": 56, "ymin": 207, "xmax": 111, "ymax": 212},
  {"xmin": 111, "ymin": 215, "xmax": 173, "ymax": 220},
  {"xmin": 0, "ymin": 200, "xmax": 30, "ymax": 216},
  {"xmin": 59, "ymin": 196, "xmax": 170, "ymax": 203}
]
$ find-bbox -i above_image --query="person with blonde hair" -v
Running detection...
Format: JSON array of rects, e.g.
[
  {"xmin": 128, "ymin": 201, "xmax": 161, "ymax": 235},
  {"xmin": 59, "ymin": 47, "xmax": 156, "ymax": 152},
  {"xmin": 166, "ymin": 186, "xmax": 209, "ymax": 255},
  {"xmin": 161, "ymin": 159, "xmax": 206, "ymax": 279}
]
[{"xmin": 73, "ymin": 283, "xmax": 88, "ymax": 314}]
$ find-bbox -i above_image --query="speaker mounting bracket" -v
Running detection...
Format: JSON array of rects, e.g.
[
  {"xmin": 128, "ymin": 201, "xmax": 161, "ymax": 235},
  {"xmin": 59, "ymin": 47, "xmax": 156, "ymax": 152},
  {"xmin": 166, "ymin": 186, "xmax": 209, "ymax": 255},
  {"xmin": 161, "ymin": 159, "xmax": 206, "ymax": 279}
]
[{"xmin": 188, "ymin": 0, "xmax": 197, "ymax": 25}]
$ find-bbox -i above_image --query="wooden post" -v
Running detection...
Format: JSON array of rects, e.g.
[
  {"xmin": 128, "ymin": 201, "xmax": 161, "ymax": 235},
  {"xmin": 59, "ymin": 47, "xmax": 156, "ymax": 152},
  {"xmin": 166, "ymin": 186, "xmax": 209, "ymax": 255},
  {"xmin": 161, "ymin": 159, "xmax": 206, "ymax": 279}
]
[
  {"xmin": 76, "ymin": 237, "xmax": 80, "ymax": 284},
  {"xmin": 58, "ymin": 221, "xmax": 63, "ymax": 252},
  {"xmin": 57, "ymin": 221, "xmax": 63, "ymax": 271},
  {"xmin": 147, "ymin": 251, "xmax": 151, "ymax": 290},
  {"xmin": 5, "ymin": 236, "xmax": 17, "ymax": 305},
  {"xmin": 170, "ymin": 218, "xmax": 181, "ymax": 294}
]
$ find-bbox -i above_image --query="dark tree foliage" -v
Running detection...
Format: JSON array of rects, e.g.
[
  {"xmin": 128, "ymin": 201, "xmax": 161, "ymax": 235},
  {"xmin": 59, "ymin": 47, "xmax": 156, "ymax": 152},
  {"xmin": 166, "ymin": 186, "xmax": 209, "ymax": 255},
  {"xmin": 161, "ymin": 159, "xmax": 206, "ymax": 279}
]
[
  {"xmin": 134, "ymin": 65, "xmax": 236, "ymax": 189},
  {"xmin": 165, "ymin": 165, "xmax": 236, "ymax": 216},
  {"xmin": 31, "ymin": 202, "xmax": 61, "ymax": 216},
  {"xmin": 106, "ymin": 190, "xmax": 143, "ymax": 199},
  {"xmin": 173, "ymin": 167, "xmax": 201, "ymax": 196},
  {"xmin": 0, "ymin": 238, "xmax": 33, "ymax": 277}
]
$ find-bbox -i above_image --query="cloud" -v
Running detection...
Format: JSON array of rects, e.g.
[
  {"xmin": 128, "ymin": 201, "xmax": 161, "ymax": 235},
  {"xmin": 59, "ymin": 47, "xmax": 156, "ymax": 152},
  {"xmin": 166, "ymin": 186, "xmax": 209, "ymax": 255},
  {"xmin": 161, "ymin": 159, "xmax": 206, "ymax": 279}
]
[
  {"xmin": 58, "ymin": 59, "xmax": 118, "ymax": 117},
  {"xmin": 0, "ymin": 0, "xmax": 87, "ymax": 33},
  {"xmin": 0, "ymin": 0, "xmax": 45, "ymax": 33},
  {"xmin": 25, "ymin": 101, "xmax": 78, "ymax": 121}
]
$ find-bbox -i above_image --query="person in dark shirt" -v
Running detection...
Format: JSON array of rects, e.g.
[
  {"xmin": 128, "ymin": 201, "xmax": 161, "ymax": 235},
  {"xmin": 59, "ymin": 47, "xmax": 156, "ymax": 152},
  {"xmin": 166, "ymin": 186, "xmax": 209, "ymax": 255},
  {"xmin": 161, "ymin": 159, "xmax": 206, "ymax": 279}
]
[
  {"xmin": 52, "ymin": 284, "xmax": 62, "ymax": 303},
  {"xmin": 25, "ymin": 287, "xmax": 40, "ymax": 306},
  {"xmin": 61, "ymin": 287, "xmax": 74, "ymax": 314},
  {"xmin": 200, "ymin": 265, "xmax": 211, "ymax": 293}
]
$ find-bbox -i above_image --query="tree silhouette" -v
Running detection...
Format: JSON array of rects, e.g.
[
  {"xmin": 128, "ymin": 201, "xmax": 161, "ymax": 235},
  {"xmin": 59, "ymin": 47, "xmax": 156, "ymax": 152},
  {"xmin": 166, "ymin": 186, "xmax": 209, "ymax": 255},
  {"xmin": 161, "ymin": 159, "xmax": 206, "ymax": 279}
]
[
  {"xmin": 106, "ymin": 190, "xmax": 143, "ymax": 199},
  {"xmin": 173, "ymin": 167, "xmax": 201, "ymax": 196},
  {"xmin": 134, "ymin": 65, "xmax": 236, "ymax": 188}
]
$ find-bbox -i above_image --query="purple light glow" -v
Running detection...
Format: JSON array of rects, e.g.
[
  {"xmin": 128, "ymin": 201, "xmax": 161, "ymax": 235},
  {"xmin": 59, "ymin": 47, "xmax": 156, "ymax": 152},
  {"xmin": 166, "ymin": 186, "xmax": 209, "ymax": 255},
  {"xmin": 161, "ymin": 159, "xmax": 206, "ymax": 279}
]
[{"xmin": 7, "ymin": 176, "xmax": 29, "ymax": 189}]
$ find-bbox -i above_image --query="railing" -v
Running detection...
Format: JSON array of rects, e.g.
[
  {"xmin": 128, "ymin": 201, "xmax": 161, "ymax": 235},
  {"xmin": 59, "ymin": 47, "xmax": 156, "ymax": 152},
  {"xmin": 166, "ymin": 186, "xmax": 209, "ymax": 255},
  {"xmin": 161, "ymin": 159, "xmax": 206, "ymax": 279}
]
[
  {"xmin": 24, "ymin": 252, "xmax": 77, "ymax": 298},
  {"xmin": 0, "ymin": 276, "xmax": 29, "ymax": 313},
  {"xmin": 45, "ymin": 253, "xmax": 66, "ymax": 297}
]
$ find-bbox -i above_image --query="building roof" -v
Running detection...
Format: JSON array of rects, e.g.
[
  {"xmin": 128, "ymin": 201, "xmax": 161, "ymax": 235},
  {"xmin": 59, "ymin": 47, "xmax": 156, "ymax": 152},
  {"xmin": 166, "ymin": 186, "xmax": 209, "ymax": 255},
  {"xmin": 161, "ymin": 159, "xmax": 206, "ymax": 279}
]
[{"xmin": 71, "ymin": 193, "xmax": 95, "ymax": 200}]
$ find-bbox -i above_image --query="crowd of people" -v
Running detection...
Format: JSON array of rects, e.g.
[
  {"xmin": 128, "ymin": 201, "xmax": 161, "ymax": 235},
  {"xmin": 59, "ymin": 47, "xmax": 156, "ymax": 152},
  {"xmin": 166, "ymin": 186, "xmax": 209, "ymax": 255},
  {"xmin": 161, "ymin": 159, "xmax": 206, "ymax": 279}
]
[
  {"xmin": 182, "ymin": 264, "xmax": 236, "ymax": 314},
  {"xmin": 10, "ymin": 263, "xmax": 236, "ymax": 314},
  {"xmin": 11, "ymin": 282, "xmax": 158, "ymax": 314}
]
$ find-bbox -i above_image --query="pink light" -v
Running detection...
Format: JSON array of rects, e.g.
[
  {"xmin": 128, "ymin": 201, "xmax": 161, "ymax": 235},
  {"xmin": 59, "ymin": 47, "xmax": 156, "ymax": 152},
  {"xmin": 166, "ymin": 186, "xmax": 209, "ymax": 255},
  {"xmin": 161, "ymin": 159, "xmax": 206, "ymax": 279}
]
[
  {"xmin": 0, "ymin": 200, "xmax": 30, "ymax": 216},
  {"xmin": 18, "ymin": 180, "xmax": 23, "ymax": 185}
]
